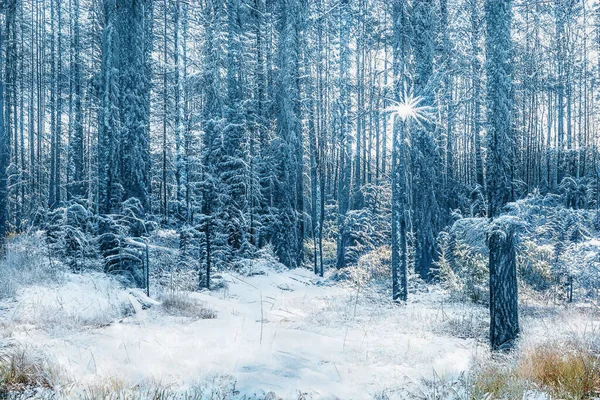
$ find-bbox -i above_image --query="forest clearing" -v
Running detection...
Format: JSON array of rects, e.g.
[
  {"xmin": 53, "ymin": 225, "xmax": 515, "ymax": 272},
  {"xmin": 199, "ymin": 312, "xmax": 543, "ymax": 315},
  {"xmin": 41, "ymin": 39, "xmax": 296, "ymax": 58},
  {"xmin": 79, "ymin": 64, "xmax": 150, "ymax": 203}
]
[{"xmin": 2, "ymin": 0, "xmax": 600, "ymax": 398}]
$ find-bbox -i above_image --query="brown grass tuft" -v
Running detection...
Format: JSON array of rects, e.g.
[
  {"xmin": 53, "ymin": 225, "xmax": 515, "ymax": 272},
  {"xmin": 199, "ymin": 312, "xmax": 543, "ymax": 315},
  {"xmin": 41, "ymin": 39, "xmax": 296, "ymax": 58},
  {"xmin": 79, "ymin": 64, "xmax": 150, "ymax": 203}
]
[
  {"xmin": 0, "ymin": 346, "xmax": 53, "ymax": 394},
  {"xmin": 471, "ymin": 339, "xmax": 600, "ymax": 399},
  {"xmin": 518, "ymin": 342, "xmax": 600, "ymax": 399}
]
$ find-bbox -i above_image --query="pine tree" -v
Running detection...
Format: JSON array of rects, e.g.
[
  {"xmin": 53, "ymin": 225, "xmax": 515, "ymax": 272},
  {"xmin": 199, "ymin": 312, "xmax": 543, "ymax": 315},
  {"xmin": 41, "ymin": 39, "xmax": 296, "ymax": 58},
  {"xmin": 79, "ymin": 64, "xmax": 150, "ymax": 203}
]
[
  {"xmin": 69, "ymin": 0, "xmax": 85, "ymax": 199},
  {"xmin": 0, "ymin": 22, "xmax": 8, "ymax": 252},
  {"xmin": 486, "ymin": 0, "xmax": 515, "ymax": 218},
  {"xmin": 485, "ymin": 0, "xmax": 519, "ymax": 351},
  {"xmin": 411, "ymin": 0, "xmax": 441, "ymax": 281},
  {"xmin": 391, "ymin": 0, "xmax": 408, "ymax": 302},
  {"xmin": 336, "ymin": 0, "xmax": 352, "ymax": 270},
  {"xmin": 222, "ymin": 0, "xmax": 251, "ymax": 257},
  {"xmin": 470, "ymin": 0, "xmax": 485, "ymax": 191},
  {"xmin": 201, "ymin": 0, "xmax": 227, "ymax": 288},
  {"xmin": 174, "ymin": 0, "xmax": 187, "ymax": 218},
  {"xmin": 4, "ymin": 0, "xmax": 17, "ymax": 229},
  {"xmin": 272, "ymin": 0, "xmax": 304, "ymax": 269},
  {"xmin": 98, "ymin": 0, "xmax": 152, "ymax": 214}
]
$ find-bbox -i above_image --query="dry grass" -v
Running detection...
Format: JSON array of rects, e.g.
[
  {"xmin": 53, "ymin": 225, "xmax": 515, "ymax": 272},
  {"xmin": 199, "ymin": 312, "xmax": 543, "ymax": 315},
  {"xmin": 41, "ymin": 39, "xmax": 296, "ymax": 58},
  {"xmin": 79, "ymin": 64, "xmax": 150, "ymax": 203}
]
[
  {"xmin": 159, "ymin": 290, "xmax": 217, "ymax": 320},
  {"xmin": 471, "ymin": 359, "xmax": 529, "ymax": 400},
  {"xmin": 0, "ymin": 345, "xmax": 56, "ymax": 395},
  {"xmin": 472, "ymin": 339, "xmax": 600, "ymax": 399},
  {"xmin": 518, "ymin": 342, "xmax": 600, "ymax": 399},
  {"xmin": 80, "ymin": 376, "xmax": 284, "ymax": 400}
]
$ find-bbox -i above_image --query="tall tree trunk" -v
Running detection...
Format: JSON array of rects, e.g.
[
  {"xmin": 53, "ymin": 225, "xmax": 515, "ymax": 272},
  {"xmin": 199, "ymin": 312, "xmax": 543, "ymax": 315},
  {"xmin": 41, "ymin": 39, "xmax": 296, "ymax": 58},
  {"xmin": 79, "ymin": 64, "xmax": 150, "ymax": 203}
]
[
  {"xmin": 411, "ymin": 0, "xmax": 440, "ymax": 281},
  {"xmin": 70, "ymin": 0, "xmax": 85, "ymax": 199},
  {"xmin": 336, "ymin": 0, "xmax": 351, "ymax": 270},
  {"xmin": 0, "ymin": 25, "xmax": 8, "ymax": 252},
  {"xmin": 391, "ymin": 0, "xmax": 408, "ymax": 302},
  {"xmin": 485, "ymin": 0, "xmax": 519, "ymax": 352},
  {"xmin": 470, "ymin": 0, "xmax": 484, "ymax": 191},
  {"xmin": 98, "ymin": 0, "xmax": 152, "ymax": 213}
]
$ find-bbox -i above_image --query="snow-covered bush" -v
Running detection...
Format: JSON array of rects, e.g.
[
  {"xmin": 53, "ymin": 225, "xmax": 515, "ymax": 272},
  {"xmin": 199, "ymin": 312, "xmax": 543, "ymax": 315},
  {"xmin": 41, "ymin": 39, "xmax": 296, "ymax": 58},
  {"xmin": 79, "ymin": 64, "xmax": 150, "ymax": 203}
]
[
  {"xmin": 441, "ymin": 194, "xmax": 600, "ymax": 302},
  {"xmin": 149, "ymin": 228, "xmax": 201, "ymax": 292},
  {"xmin": 97, "ymin": 199, "xmax": 155, "ymax": 288},
  {"xmin": 334, "ymin": 184, "xmax": 392, "ymax": 268},
  {"xmin": 343, "ymin": 208, "xmax": 390, "ymax": 266},
  {"xmin": 0, "ymin": 232, "xmax": 65, "ymax": 300},
  {"xmin": 349, "ymin": 245, "xmax": 391, "ymax": 286},
  {"xmin": 234, "ymin": 243, "xmax": 285, "ymax": 277},
  {"xmin": 45, "ymin": 201, "xmax": 99, "ymax": 271},
  {"xmin": 559, "ymin": 176, "xmax": 589, "ymax": 209},
  {"xmin": 436, "ymin": 219, "xmax": 489, "ymax": 304},
  {"xmin": 517, "ymin": 240, "xmax": 553, "ymax": 292},
  {"xmin": 558, "ymin": 239, "xmax": 600, "ymax": 302},
  {"xmin": 176, "ymin": 225, "xmax": 203, "ymax": 276},
  {"xmin": 98, "ymin": 215, "xmax": 145, "ymax": 287},
  {"xmin": 157, "ymin": 290, "xmax": 217, "ymax": 319}
]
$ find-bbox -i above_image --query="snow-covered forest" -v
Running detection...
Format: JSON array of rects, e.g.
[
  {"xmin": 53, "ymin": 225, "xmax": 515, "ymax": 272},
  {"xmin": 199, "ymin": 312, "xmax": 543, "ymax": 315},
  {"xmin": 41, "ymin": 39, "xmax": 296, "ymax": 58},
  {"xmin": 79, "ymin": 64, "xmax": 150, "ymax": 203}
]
[{"xmin": 1, "ymin": 0, "xmax": 600, "ymax": 398}]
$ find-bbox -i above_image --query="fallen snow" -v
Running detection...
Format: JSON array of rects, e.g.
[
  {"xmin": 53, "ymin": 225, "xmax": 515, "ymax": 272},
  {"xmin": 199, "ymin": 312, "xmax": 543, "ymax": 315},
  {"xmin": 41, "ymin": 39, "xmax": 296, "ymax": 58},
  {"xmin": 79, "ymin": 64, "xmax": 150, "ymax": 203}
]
[{"xmin": 0, "ymin": 267, "xmax": 487, "ymax": 398}]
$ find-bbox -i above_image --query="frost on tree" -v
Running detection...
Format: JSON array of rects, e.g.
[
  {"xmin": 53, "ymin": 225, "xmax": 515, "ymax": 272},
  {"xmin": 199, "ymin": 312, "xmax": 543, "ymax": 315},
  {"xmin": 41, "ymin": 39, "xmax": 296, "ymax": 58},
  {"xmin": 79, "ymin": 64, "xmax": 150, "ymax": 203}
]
[
  {"xmin": 0, "ymin": 43, "xmax": 7, "ymax": 253},
  {"xmin": 485, "ymin": 0, "xmax": 514, "ymax": 219},
  {"xmin": 391, "ymin": 0, "xmax": 408, "ymax": 302},
  {"xmin": 485, "ymin": 0, "xmax": 519, "ymax": 351},
  {"xmin": 410, "ymin": 0, "xmax": 443, "ymax": 282},
  {"xmin": 98, "ymin": 0, "xmax": 152, "ymax": 213}
]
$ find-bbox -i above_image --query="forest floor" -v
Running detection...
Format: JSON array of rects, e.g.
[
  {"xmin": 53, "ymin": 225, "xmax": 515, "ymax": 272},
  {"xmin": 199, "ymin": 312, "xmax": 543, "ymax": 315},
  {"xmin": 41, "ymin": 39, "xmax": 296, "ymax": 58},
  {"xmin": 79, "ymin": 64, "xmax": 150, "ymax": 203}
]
[{"xmin": 0, "ymin": 260, "xmax": 598, "ymax": 399}]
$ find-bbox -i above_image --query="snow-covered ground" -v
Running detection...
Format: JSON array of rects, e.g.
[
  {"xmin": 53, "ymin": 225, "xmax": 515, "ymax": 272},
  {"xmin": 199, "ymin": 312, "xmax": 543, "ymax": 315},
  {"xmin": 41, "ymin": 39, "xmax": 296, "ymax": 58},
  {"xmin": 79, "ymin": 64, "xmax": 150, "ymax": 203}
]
[{"xmin": 0, "ymin": 265, "xmax": 489, "ymax": 399}]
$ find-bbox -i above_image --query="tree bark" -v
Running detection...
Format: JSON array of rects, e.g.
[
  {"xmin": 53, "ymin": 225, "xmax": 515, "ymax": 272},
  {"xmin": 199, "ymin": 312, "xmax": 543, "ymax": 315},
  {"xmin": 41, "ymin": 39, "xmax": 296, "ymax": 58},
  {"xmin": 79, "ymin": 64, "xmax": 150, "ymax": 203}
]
[{"xmin": 488, "ymin": 222, "xmax": 520, "ymax": 351}]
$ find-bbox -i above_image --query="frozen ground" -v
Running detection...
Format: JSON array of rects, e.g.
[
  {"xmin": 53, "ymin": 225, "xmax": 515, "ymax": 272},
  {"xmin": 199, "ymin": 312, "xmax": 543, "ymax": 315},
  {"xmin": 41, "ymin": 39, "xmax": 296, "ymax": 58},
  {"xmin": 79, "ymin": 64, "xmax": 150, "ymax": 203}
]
[{"xmin": 0, "ymin": 265, "xmax": 488, "ymax": 399}]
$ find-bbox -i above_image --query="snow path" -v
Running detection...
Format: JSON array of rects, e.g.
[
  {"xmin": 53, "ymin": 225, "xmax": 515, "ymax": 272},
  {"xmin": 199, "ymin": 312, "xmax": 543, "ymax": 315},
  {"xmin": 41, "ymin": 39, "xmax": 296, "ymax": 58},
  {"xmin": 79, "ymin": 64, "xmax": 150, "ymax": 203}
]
[{"xmin": 1, "ymin": 269, "xmax": 480, "ymax": 399}]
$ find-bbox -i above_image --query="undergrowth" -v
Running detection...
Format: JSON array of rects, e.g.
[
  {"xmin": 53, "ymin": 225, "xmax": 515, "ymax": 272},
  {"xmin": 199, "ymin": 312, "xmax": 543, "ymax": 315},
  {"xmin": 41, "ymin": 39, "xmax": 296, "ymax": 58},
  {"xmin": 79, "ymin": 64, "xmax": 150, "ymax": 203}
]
[
  {"xmin": 0, "ymin": 232, "xmax": 66, "ymax": 301},
  {"xmin": 471, "ymin": 338, "xmax": 600, "ymax": 399},
  {"xmin": 158, "ymin": 290, "xmax": 217, "ymax": 320},
  {"xmin": 0, "ymin": 345, "xmax": 58, "ymax": 397}
]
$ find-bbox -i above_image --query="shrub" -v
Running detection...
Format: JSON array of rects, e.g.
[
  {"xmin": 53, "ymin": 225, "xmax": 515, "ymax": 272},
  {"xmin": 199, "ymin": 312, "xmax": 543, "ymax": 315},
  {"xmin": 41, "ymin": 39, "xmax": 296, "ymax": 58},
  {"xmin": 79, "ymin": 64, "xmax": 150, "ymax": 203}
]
[
  {"xmin": 158, "ymin": 290, "xmax": 217, "ymax": 320},
  {"xmin": 0, "ymin": 232, "xmax": 65, "ymax": 301},
  {"xmin": 442, "ymin": 196, "xmax": 600, "ymax": 301},
  {"xmin": 517, "ymin": 240, "xmax": 553, "ymax": 292},
  {"xmin": 354, "ymin": 246, "xmax": 391, "ymax": 284},
  {"xmin": 234, "ymin": 243, "xmax": 285, "ymax": 277},
  {"xmin": 44, "ymin": 201, "xmax": 98, "ymax": 272},
  {"xmin": 437, "ymin": 229, "xmax": 488, "ymax": 304}
]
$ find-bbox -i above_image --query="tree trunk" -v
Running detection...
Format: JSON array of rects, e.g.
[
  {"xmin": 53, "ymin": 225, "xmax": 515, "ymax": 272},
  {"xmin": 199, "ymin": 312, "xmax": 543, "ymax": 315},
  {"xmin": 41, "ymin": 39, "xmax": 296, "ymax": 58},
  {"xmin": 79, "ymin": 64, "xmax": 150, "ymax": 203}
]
[
  {"xmin": 391, "ymin": 0, "xmax": 408, "ymax": 302},
  {"xmin": 0, "ymin": 27, "xmax": 8, "ymax": 253},
  {"xmin": 489, "ymin": 222, "xmax": 520, "ymax": 351}
]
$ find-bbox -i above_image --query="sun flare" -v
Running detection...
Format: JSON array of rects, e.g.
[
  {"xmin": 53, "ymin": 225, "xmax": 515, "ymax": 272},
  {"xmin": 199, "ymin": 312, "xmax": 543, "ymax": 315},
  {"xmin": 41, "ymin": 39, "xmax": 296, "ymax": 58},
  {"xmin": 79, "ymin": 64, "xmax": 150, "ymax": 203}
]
[{"xmin": 386, "ymin": 93, "xmax": 430, "ymax": 123}]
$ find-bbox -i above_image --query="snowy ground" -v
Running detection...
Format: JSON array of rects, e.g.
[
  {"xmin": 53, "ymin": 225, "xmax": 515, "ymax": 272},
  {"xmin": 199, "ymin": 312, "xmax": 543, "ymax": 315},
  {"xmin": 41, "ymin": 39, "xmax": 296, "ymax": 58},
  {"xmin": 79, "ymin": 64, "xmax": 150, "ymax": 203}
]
[
  {"xmin": 0, "ymin": 265, "xmax": 490, "ymax": 399},
  {"xmin": 3, "ymin": 264, "xmax": 598, "ymax": 399}
]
